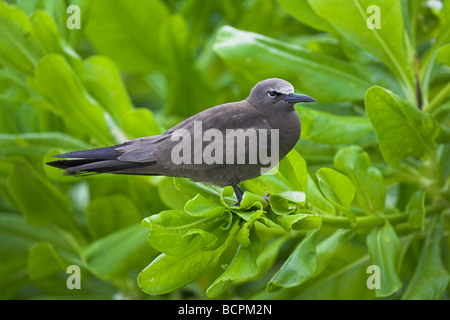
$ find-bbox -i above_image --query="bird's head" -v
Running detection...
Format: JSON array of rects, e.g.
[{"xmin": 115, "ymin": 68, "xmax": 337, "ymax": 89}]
[{"xmin": 247, "ymin": 78, "xmax": 315, "ymax": 110}]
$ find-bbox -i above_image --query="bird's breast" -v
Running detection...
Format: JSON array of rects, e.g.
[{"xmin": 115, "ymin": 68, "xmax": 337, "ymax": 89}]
[{"xmin": 270, "ymin": 110, "xmax": 301, "ymax": 158}]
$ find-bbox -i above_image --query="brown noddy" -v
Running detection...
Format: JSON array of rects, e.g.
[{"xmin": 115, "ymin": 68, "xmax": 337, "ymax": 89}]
[{"xmin": 47, "ymin": 78, "xmax": 315, "ymax": 205}]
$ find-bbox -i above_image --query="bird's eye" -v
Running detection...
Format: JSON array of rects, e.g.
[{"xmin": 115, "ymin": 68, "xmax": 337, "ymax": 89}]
[{"xmin": 267, "ymin": 91, "xmax": 277, "ymax": 98}]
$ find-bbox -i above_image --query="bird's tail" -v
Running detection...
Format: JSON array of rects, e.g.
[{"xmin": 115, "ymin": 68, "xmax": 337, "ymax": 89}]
[{"xmin": 46, "ymin": 144, "xmax": 152, "ymax": 176}]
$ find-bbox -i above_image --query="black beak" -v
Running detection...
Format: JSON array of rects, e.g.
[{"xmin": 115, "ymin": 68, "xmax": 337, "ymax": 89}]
[{"xmin": 284, "ymin": 93, "xmax": 316, "ymax": 103}]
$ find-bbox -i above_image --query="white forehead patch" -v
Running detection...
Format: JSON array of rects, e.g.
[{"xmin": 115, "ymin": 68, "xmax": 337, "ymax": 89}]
[
  {"xmin": 250, "ymin": 78, "xmax": 295, "ymax": 97},
  {"xmin": 271, "ymin": 83, "xmax": 294, "ymax": 95}
]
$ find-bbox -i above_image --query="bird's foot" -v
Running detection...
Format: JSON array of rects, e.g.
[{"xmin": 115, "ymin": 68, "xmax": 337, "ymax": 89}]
[{"xmin": 262, "ymin": 194, "xmax": 271, "ymax": 206}]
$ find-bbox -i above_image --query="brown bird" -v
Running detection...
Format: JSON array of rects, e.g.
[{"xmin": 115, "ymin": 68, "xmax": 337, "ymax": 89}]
[{"xmin": 47, "ymin": 78, "xmax": 315, "ymax": 205}]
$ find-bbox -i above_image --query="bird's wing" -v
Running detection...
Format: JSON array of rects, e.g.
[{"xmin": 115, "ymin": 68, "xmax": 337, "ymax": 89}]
[{"xmin": 116, "ymin": 102, "xmax": 273, "ymax": 170}]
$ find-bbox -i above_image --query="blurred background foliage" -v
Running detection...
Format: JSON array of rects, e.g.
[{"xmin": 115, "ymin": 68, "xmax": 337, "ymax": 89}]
[{"xmin": 0, "ymin": 0, "xmax": 449, "ymax": 299}]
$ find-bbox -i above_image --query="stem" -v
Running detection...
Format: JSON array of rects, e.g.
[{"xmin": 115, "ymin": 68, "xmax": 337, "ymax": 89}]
[
  {"xmin": 321, "ymin": 203, "xmax": 445, "ymax": 230},
  {"xmin": 425, "ymin": 81, "xmax": 450, "ymax": 113}
]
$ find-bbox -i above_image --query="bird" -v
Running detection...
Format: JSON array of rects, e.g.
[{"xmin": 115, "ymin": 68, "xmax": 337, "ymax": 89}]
[{"xmin": 47, "ymin": 78, "xmax": 315, "ymax": 205}]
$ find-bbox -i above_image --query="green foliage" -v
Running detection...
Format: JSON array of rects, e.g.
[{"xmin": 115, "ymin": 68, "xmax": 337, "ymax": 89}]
[{"xmin": 0, "ymin": 0, "xmax": 449, "ymax": 300}]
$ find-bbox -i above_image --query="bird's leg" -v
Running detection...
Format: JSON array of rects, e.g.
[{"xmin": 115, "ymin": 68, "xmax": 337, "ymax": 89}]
[{"xmin": 232, "ymin": 182, "xmax": 244, "ymax": 207}]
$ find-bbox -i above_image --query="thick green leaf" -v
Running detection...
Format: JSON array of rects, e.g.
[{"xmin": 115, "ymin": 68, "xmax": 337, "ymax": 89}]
[
  {"xmin": 401, "ymin": 214, "xmax": 450, "ymax": 299},
  {"xmin": 84, "ymin": 194, "xmax": 142, "ymax": 239},
  {"xmin": 236, "ymin": 210, "xmax": 264, "ymax": 247},
  {"xmin": 316, "ymin": 168, "xmax": 355, "ymax": 210},
  {"xmin": 0, "ymin": 1, "xmax": 43, "ymax": 74},
  {"xmin": 158, "ymin": 14, "xmax": 216, "ymax": 117},
  {"xmin": 30, "ymin": 9, "xmax": 79, "ymax": 63},
  {"xmin": 267, "ymin": 229, "xmax": 319, "ymax": 292},
  {"xmin": 7, "ymin": 162, "xmax": 76, "ymax": 230},
  {"xmin": 278, "ymin": 149, "xmax": 307, "ymax": 191},
  {"xmin": 436, "ymin": 43, "xmax": 450, "ymax": 67},
  {"xmin": 277, "ymin": 0, "xmax": 337, "ymax": 33},
  {"xmin": 138, "ymin": 221, "xmax": 239, "ymax": 295},
  {"xmin": 0, "ymin": 132, "xmax": 89, "ymax": 158},
  {"xmin": 219, "ymin": 187, "xmax": 267, "ymax": 212},
  {"xmin": 269, "ymin": 191, "xmax": 306, "ymax": 215},
  {"xmin": 366, "ymin": 86, "xmax": 438, "ymax": 167},
  {"xmin": 269, "ymin": 212, "xmax": 322, "ymax": 232},
  {"xmin": 206, "ymin": 229, "xmax": 262, "ymax": 298},
  {"xmin": 249, "ymin": 235, "xmax": 289, "ymax": 282},
  {"xmin": 298, "ymin": 107, "xmax": 373, "ymax": 145},
  {"xmin": 314, "ymin": 229, "xmax": 355, "ymax": 276},
  {"xmin": 307, "ymin": 0, "xmax": 415, "ymax": 100},
  {"xmin": 366, "ymin": 222, "xmax": 402, "ymax": 297},
  {"xmin": 214, "ymin": 26, "xmax": 372, "ymax": 102},
  {"xmin": 121, "ymin": 108, "xmax": 162, "ymax": 139},
  {"xmin": 82, "ymin": 55, "xmax": 133, "ymax": 125},
  {"xmin": 184, "ymin": 193, "xmax": 228, "ymax": 217},
  {"xmin": 173, "ymin": 178, "xmax": 223, "ymax": 205},
  {"xmin": 334, "ymin": 145, "xmax": 385, "ymax": 213},
  {"xmin": 143, "ymin": 209, "xmax": 229, "ymax": 256},
  {"xmin": 83, "ymin": 224, "xmax": 156, "ymax": 281},
  {"xmin": 84, "ymin": 0, "xmax": 169, "ymax": 74},
  {"xmin": 406, "ymin": 190, "xmax": 426, "ymax": 229},
  {"xmin": 32, "ymin": 54, "xmax": 114, "ymax": 146},
  {"xmin": 306, "ymin": 172, "xmax": 336, "ymax": 216},
  {"xmin": 27, "ymin": 241, "xmax": 68, "ymax": 280}
]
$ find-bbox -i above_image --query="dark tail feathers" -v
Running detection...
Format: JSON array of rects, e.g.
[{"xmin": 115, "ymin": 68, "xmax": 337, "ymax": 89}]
[{"xmin": 46, "ymin": 144, "xmax": 152, "ymax": 176}]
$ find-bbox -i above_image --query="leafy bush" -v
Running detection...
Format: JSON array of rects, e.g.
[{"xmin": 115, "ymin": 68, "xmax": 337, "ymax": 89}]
[{"xmin": 0, "ymin": 0, "xmax": 449, "ymax": 299}]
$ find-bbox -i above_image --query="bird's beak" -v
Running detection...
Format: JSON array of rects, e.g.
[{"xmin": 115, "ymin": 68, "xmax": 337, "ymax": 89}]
[{"xmin": 284, "ymin": 93, "xmax": 316, "ymax": 103}]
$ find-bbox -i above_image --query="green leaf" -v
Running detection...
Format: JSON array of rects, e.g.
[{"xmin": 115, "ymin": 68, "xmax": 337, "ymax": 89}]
[
  {"xmin": 220, "ymin": 188, "xmax": 267, "ymax": 212},
  {"xmin": 156, "ymin": 177, "xmax": 191, "ymax": 210},
  {"xmin": 83, "ymin": 224, "xmax": 156, "ymax": 281},
  {"xmin": 306, "ymin": 0, "xmax": 415, "ymax": 100},
  {"xmin": 32, "ymin": 54, "xmax": 114, "ymax": 146},
  {"xmin": 0, "ymin": 212, "xmax": 80, "ymax": 294},
  {"xmin": 0, "ymin": 131, "xmax": 89, "ymax": 158},
  {"xmin": 306, "ymin": 172, "xmax": 336, "ymax": 216},
  {"xmin": 27, "ymin": 241, "xmax": 68, "ymax": 280},
  {"xmin": 278, "ymin": 149, "xmax": 307, "ymax": 191},
  {"xmin": 173, "ymin": 178, "xmax": 223, "ymax": 205},
  {"xmin": 365, "ymin": 86, "xmax": 438, "ymax": 167},
  {"xmin": 401, "ymin": 214, "xmax": 450, "ymax": 300},
  {"xmin": 270, "ymin": 212, "xmax": 322, "ymax": 232},
  {"xmin": 249, "ymin": 236, "xmax": 289, "ymax": 282},
  {"xmin": 436, "ymin": 0, "xmax": 450, "ymax": 45},
  {"xmin": 277, "ymin": 0, "xmax": 337, "ymax": 33},
  {"xmin": 185, "ymin": 193, "xmax": 228, "ymax": 217},
  {"xmin": 84, "ymin": 194, "xmax": 143, "ymax": 239},
  {"xmin": 436, "ymin": 43, "xmax": 450, "ymax": 67},
  {"xmin": 314, "ymin": 229, "xmax": 355, "ymax": 276},
  {"xmin": 30, "ymin": 10, "xmax": 64, "ymax": 56},
  {"xmin": 0, "ymin": 1, "xmax": 43, "ymax": 74},
  {"xmin": 138, "ymin": 220, "xmax": 239, "ymax": 295},
  {"xmin": 121, "ymin": 108, "xmax": 162, "ymax": 139},
  {"xmin": 366, "ymin": 222, "xmax": 402, "ymax": 297},
  {"xmin": 82, "ymin": 55, "xmax": 133, "ymax": 124},
  {"xmin": 406, "ymin": 190, "xmax": 426, "ymax": 229},
  {"xmin": 158, "ymin": 14, "xmax": 216, "ymax": 117},
  {"xmin": 316, "ymin": 168, "xmax": 355, "ymax": 210},
  {"xmin": 143, "ymin": 209, "xmax": 230, "ymax": 256},
  {"xmin": 84, "ymin": 0, "xmax": 169, "ymax": 74},
  {"xmin": 206, "ymin": 229, "xmax": 262, "ymax": 298},
  {"xmin": 214, "ymin": 26, "xmax": 371, "ymax": 103},
  {"xmin": 269, "ymin": 191, "xmax": 306, "ymax": 215},
  {"xmin": 267, "ymin": 229, "xmax": 319, "ymax": 292},
  {"xmin": 334, "ymin": 145, "xmax": 385, "ymax": 213},
  {"xmin": 298, "ymin": 107, "xmax": 373, "ymax": 144},
  {"xmin": 236, "ymin": 210, "xmax": 264, "ymax": 247},
  {"xmin": 7, "ymin": 162, "xmax": 76, "ymax": 230}
]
